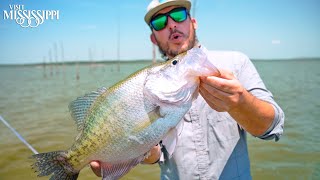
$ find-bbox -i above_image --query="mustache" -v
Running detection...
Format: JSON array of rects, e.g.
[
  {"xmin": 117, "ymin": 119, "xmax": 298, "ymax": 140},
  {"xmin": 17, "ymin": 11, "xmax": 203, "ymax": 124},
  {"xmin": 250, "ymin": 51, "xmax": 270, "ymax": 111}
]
[{"xmin": 168, "ymin": 29, "xmax": 186, "ymax": 40}]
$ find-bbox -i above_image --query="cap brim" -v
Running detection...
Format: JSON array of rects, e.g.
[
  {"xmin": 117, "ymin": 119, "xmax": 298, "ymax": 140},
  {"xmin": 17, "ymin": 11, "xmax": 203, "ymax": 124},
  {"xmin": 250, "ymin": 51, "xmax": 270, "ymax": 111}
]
[{"xmin": 144, "ymin": 1, "xmax": 191, "ymax": 24}]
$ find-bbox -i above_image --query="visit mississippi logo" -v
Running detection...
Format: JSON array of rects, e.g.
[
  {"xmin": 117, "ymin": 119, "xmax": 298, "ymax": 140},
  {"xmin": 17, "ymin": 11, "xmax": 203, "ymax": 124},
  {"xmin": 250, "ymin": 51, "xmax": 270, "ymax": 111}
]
[{"xmin": 2, "ymin": 4, "xmax": 60, "ymax": 28}]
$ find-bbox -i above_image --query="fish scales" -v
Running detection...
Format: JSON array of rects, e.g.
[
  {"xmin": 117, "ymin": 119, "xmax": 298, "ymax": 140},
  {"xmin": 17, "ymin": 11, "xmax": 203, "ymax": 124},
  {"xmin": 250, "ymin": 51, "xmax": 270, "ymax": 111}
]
[
  {"xmin": 30, "ymin": 48, "xmax": 220, "ymax": 180},
  {"xmin": 69, "ymin": 67, "xmax": 155, "ymax": 169}
]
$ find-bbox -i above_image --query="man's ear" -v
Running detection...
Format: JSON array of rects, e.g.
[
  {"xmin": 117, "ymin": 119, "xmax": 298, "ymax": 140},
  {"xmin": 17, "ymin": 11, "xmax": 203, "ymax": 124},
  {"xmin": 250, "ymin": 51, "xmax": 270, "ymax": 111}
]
[
  {"xmin": 191, "ymin": 18, "xmax": 198, "ymax": 30},
  {"xmin": 150, "ymin": 33, "xmax": 158, "ymax": 45}
]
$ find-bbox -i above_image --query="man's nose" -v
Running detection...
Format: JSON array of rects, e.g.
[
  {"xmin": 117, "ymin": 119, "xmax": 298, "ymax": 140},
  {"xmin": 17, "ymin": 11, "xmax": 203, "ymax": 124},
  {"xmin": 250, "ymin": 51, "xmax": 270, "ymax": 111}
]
[{"xmin": 167, "ymin": 16, "xmax": 177, "ymax": 30}]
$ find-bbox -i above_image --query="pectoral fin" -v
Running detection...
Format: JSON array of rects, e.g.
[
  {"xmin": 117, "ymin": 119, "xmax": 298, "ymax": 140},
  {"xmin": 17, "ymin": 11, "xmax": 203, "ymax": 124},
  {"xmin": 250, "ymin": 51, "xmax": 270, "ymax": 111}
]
[
  {"xmin": 132, "ymin": 106, "xmax": 162, "ymax": 134},
  {"xmin": 148, "ymin": 106, "xmax": 162, "ymax": 122}
]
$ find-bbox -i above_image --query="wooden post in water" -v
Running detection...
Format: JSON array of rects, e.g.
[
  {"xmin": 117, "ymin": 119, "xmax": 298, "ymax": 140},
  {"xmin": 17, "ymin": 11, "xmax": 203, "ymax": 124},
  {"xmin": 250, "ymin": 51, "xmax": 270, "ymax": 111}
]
[
  {"xmin": 76, "ymin": 63, "xmax": 80, "ymax": 81},
  {"xmin": 43, "ymin": 56, "xmax": 47, "ymax": 78},
  {"xmin": 60, "ymin": 41, "xmax": 66, "ymax": 79},
  {"xmin": 54, "ymin": 42, "xmax": 59, "ymax": 75},
  {"xmin": 89, "ymin": 47, "xmax": 93, "ymax": 72},
  {"xmin": 76, "ymin": 57, "xmax": 80, "ymax": 81},
  {"xmin": 117, "ymin": 18, "xmax": 120, "ymax": 72},
  {"xmin": 49, "ymin": 49, "xmax": 53, "ymax": 77}
]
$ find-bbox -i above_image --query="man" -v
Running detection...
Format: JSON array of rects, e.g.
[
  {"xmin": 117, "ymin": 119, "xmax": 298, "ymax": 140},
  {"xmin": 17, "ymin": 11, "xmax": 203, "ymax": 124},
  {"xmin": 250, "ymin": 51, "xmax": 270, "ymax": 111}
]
[{"xmin": 91, "ymin": 0, "xmax": 285, "ymax": 179}]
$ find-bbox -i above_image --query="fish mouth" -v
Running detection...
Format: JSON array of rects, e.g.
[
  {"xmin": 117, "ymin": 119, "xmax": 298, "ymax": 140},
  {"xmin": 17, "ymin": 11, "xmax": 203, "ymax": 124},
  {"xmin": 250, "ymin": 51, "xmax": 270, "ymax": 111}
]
[
  {"xmin": 144, "ymin": 47, "xmax": 220, "ymax": 106},
  {"xmin": 144, "ymin": 74, "xmax": 198, "ymax": 106},
  {"xmin": 181, "ymin": 48, "xmax": 221, "ymax": 77}
]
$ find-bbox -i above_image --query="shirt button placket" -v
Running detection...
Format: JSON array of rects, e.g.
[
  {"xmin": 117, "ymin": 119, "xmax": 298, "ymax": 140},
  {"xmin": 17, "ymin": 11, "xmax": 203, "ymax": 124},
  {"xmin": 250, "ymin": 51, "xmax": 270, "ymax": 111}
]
[{"xmin": 189, "ymin": 108, "xmax": 210, "ymax": 179}]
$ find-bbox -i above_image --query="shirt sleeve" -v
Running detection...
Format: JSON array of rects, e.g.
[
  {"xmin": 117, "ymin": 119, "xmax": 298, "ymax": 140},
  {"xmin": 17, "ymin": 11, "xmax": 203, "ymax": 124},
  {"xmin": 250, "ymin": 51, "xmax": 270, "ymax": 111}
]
[{"xmin": 236, "ymin": 52, "xmax": 285, "ymax": 141}]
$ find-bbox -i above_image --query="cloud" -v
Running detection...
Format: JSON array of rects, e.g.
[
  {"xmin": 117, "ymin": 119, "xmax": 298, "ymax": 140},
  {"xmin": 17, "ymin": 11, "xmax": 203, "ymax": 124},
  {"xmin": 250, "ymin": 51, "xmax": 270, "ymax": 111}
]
[
  {"xmin": 81, "ymin": 25, "xmax": 97, "ymax": 30},
  {"xmin": 272, "ymin": 40, "xmax": 281, "ymax": 45}
]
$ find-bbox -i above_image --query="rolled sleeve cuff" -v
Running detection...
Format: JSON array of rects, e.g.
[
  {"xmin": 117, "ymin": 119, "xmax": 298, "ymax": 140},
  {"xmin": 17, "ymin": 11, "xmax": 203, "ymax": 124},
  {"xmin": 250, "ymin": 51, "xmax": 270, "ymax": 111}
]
[{"xmin": 258, "ymin": 103, "xmax": 285, "ymax": 141}]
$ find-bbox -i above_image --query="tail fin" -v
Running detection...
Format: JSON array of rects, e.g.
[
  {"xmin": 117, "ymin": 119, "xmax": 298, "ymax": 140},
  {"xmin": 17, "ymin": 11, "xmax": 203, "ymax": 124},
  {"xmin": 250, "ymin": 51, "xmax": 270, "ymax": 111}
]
[{"xmin": 30, "ymin": 151, "xmax": 79, "ymax": 180}]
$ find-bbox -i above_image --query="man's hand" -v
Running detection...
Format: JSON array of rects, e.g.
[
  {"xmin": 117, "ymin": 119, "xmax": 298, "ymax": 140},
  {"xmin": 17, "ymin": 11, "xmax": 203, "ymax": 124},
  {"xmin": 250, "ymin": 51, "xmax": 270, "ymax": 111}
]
[
  {"xmin": 90, "ymin": 144, "xmax": 161, "ymax": 177},
  {"xmin": 90, "ymin": 161, "xmax": 102, "ymax": 177},
  {"xmin": 199, "ymin": 69, "xmax": 244, "ymax": 112},
  {"xmin": 142, "ymin": 144, "xmax": 161, "ymax": 164},
  {"xmin": 199, "ymin": 69, "xmax": 274, "ymax": 136}
]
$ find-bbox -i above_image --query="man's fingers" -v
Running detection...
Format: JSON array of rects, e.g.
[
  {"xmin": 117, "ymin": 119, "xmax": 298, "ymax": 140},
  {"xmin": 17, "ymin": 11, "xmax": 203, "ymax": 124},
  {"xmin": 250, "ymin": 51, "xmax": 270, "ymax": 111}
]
[
  {"xmin": 90, "ymin": 161, "xmax": 102, "ymax": 177},
  {"xmin": 200, "ymin": 77, "xmax": 231, "ymax": 99},
  {"xmin": 199, "ymin": 87, "xmax": 227, "ymax": 112},
  {"xmin": 200, "ymin": 71, "xmax": 237, "ymax": 93}
]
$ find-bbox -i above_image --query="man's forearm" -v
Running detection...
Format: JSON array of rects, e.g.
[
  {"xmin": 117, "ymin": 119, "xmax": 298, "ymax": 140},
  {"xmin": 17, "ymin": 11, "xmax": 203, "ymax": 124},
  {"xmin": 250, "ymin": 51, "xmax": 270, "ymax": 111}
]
[{"xmin": 228, "ymin": 90, "xmax": 275, "ymax": 136}]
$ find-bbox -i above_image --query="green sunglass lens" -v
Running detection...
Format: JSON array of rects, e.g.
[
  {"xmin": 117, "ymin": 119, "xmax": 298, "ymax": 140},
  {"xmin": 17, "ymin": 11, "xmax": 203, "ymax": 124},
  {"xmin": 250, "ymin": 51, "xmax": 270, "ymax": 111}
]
[
  {"xmin": 150, "ymin": 8, "xmax": 187, "ymax": 31},
  {"xmin": 151, "ymin": 15, "xmax": 167, "ymax": 31},
  {"xmin": 170, "ymin": 9, "xmax": 187, "ymax": 22}
]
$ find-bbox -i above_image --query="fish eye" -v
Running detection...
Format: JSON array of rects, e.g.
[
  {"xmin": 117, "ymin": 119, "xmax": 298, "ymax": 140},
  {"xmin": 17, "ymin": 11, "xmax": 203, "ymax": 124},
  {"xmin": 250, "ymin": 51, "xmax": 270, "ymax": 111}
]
[{"xmin": 172, "ymin": 60, "xmax": 178, "ymax": 65}]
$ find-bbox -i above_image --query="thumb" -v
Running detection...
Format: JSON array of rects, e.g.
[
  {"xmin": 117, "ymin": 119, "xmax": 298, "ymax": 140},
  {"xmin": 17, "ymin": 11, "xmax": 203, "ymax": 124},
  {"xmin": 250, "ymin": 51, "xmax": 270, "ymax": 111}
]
[{"xmin": 90, "ymin": 161, "xmax": 102, "ymax": 177}]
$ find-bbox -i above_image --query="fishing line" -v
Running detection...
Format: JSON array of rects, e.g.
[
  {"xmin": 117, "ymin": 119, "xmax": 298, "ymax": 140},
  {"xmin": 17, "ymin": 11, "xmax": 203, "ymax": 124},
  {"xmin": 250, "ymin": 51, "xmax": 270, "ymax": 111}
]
[{"xmin": 0, "ymin": 115, "xmax": 38, "ymax": 154}]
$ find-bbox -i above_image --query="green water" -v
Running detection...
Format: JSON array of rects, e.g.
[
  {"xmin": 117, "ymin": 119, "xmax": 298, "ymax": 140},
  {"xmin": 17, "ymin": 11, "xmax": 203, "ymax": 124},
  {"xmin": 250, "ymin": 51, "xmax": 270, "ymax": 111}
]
[{"xmin": 0, "ymin": 60, "xmax": 319, "ymax": 179}]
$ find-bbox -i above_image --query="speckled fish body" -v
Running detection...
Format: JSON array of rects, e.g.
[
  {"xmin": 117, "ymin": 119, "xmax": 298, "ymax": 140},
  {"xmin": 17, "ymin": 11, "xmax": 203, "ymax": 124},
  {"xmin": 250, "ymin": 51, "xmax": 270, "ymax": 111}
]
[{"xmin": 31, "ymin": 47, "xmax": 220, "ymax": 180}]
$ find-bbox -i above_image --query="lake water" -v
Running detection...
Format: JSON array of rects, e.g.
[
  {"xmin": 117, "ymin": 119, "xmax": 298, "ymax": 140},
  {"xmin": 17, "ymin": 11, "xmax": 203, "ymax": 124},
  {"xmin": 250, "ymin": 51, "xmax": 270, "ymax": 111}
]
[{"xmin": 0, "ymin": 60, "xmax": 319, "ymax": 179}]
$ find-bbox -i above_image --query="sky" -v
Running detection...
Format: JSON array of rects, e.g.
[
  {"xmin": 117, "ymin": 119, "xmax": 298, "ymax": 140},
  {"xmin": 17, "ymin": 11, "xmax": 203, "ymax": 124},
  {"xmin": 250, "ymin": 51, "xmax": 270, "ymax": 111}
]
[{"xmin": 0, "ymin": 0, "xmax": 319, "ymax": 64}]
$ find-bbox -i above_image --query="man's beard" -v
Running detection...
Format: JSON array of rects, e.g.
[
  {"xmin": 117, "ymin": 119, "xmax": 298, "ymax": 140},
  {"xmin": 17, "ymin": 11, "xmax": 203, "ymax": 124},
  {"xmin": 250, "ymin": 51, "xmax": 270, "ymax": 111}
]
[{"xmin": 156, "ymin": 28, "xmax": 198, "ymax": 61}]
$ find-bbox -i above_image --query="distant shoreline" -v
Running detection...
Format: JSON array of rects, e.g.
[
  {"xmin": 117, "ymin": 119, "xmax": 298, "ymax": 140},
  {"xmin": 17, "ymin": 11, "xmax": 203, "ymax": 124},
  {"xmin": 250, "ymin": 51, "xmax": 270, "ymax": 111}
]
[
  {"xmin": 0, "ymin": 60, "xmax": 158, "ymax": 67},
  {"xmin": 0, "ymin": 58, "xmax": 319, "ymax": 66}
]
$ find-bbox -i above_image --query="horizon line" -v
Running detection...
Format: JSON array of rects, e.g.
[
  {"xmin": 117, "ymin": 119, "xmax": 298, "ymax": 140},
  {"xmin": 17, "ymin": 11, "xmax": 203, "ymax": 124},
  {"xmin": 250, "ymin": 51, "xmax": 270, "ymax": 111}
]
[{"xmin": 1, "ymin": 57, "xmax": 320, "ymax": 66}]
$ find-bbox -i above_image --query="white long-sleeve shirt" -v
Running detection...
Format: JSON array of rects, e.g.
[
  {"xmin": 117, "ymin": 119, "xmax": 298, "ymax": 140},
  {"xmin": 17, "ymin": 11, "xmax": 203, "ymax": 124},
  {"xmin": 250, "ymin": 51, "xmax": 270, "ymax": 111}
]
[{"xmin": 159, "ymin": 46, "xmax": 285, "ymax": 180}]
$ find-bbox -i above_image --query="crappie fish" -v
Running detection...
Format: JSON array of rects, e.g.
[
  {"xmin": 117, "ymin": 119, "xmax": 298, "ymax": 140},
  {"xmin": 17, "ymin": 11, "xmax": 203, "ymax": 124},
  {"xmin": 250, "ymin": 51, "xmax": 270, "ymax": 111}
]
[{"xmin": 30, "ymin": 47, "xmax": 220, "ymax": 180}]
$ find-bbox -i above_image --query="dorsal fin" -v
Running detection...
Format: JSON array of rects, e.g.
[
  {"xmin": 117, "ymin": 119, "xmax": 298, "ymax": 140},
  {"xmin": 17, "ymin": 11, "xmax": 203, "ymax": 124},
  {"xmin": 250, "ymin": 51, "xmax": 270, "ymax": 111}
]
[{"xmin": 68, "ymin": 87, "xmax": 107, "ymax": 132}]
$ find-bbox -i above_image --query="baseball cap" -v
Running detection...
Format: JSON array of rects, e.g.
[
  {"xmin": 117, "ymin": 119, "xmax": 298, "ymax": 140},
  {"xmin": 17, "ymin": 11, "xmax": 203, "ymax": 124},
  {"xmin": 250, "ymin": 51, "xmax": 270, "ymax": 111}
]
[{"xmin": 144, "ymin": 0, "xmax": 191, "ymax": 24}]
